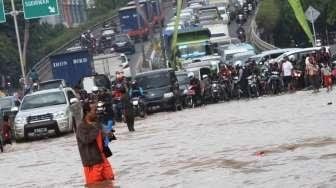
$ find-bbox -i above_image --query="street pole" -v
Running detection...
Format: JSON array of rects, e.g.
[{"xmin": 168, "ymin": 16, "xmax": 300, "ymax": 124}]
[
  {"xmin": 10, "ymin": 0, "xmax": 26, "ymax": 84},
  {"xmin": 135, "ymin": 0, "xmax": 146, "ymax": 74},
  {"xmin": 310, "ymin": 9, "xmax": 317, "ymax": 47}
]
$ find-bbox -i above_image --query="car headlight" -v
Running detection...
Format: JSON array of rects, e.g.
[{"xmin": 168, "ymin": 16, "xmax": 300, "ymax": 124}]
[
  {"xmin": 53, "ymin": 111, "xmax": 67, "ymax": 119},
  {"xmin": 164, "ymin": 92, "xmax": 174, "ymax": 98},
  {"xmin": 15, "ymin": 117, "xmax": 26, "ymax": 125}
]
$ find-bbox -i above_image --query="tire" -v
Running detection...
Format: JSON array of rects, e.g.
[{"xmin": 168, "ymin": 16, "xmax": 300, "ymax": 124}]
[
  {"xmin": 72, "ymin": 118, "xmax": 77, "ymax": 133},
  {"xmin": 55, "ymin": 127, "xmax": 61, "ymax": 137}
]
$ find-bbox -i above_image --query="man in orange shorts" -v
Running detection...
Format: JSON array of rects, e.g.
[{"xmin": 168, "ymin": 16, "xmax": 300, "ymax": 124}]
[
  {"xmin": 321, "ymin": 63, "xmax": 333, "ymax": 92},
  {"xmin": 77, "ymin": 102, "xmax": 115, "ymax": 186}
]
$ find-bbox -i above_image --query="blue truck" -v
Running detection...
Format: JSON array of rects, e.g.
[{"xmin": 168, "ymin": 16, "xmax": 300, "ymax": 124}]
[
  {"xmin": 49, "ymin": 49, "xmax": 93, "ymax": 87},
  {"xmin": 118, "ymin": 5, "xmax": 149, "ymax": 40}
]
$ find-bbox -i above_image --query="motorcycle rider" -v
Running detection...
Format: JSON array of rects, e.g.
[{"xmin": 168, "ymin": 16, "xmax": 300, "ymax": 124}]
[
  {"xmin": 121, "ymin": 88, "xmax": 135, "ymax": 132},
  {"xmin": 188, "ymin": 72, "xmax": 202, "ymax": 105},
  {"xmin": 234, "ymin": 61, "xmax": 246, "ymax": 96},
  {"xmin": 129, "ymin": 80, "xmax": 144, "ymax": 98},
  {"xmin": 201, "ymin": 74, "xmax": 211, "ymax": 104},
  {"xmin": 236, "ymin": 25, "xmax": 246, "ymax": 42}
]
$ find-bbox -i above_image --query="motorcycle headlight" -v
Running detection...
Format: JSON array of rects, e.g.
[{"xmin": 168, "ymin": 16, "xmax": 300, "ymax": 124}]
[
  {"xmin": 15, "ymin": 117, "xmax": 27, "ymax": 125},
  {"xmin": 164, "ymin": 92, "xmax": 174, "ymax": 98},
  {"xmin": 212, "ymin": 84, "xmax": 218, "ymax": 87},
  {"xmin": 183, "ymin": 89, "xmax": 188, "ymax": 95},
  {"xmin": 132, "ymin": 100, "xmax": 139, "ymax": 105},
  {"xmin": 53, "ymin": 111, "xmax": 67, "ymax": 119}
]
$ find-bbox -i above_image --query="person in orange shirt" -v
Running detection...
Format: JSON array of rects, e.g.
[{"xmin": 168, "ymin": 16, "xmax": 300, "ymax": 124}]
[{"xmin": 76, "ymin": 102, "xmax": 115, "ymax": 186}]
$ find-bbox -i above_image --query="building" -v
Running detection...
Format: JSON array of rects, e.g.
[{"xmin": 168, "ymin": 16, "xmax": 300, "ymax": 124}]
[{"xmin": 39, "ymin": 0, "xmax": 88, "ymax": 28}]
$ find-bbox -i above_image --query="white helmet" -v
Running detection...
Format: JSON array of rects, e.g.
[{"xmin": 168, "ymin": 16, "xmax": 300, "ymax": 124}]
[
  {"xmin": 188, "ymin": 72, "xmax": 194, "ymax": 78},
  {"xmin": 202, "ymin": 74, "xmax": 208, "ymax": 79},
  {"xmin": 289, "ymin": 55, "xmax": 296, "ymax": 62},
  {"xmin": 92, "ymin": 86, "xmax": 99, "ymax": 92},
  {"xmin": 234, "ymin": 60, "xmax": 243, "ymax": 67}
]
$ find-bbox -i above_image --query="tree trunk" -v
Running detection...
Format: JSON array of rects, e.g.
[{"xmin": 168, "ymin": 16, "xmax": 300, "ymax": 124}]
[{"xmin": 22, "ymin": 21, "xmax": 30, "ymax": 72}]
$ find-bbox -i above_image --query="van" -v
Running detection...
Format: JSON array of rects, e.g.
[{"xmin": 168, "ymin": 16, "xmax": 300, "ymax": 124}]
[
  {"xmin": 249, "ymin": 48, "xmax": 300, "ymax": 65},
  {"xmin": 135, "ymin": 69, "xmax": 182, "ymax": 111}
]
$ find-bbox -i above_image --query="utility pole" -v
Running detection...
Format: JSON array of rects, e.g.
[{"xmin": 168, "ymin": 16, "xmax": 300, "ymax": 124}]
[{"xmin": 10, "ymin": 0, "xmax": 26, "ymax": 84}]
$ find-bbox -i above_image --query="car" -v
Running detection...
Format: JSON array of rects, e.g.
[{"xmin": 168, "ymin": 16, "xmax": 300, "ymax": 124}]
[
  {"xmin": 135, "ymin": 69, "xmax": 183, "ymax": 112},
  {"xmin": 274, "ymin": 47, "xmax": 330, "ymax": 65},
  {"xmin": 112, "ymin": 34, "xmax": 136, "ymax": 55},
  {"xmin": 249, "ymin": 48, "xmax": 300, "ymax": 65},
  {"xmin": 39, "ymin": 79, "xmax": 67, "ymax": 91},
  {"xmin": 14, "ymin": 88, "xmax": 82, "ymax": 141},
  {"xmin": 0, "ymin": 96, "xmax": 20, "ymax": 121}
]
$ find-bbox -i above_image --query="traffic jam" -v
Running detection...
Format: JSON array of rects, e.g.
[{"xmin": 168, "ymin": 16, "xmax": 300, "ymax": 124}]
[{"xmin": 1, "ymin": 0, "xmax": 336, "ymax": 187}]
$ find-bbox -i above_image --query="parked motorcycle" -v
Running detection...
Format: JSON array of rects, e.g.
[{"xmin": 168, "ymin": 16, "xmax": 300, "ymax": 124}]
[
  {"xmin": 247, "ymin": 74, "xmax": 259, "ymax": 98},
  {"xmin": 131, "ymin": 97, "xmax": 146, "ymax": 118},
  {"xmin": 268, "ymin": 71, "xmax": 282, "ymax": 95},
  {"xmin": 185, "ymin": 85, "xmax": 199, "ymax": 108},
  {"xmin": 232, "ymin": 76, "xmax": 241, "ymax": 99},
  {"xmin": 210, "ymin": 81, "xmax": 222, "ymax": 103}
]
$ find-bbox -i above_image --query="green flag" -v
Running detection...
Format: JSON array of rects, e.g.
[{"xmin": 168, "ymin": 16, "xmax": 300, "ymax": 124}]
[{"xmin": 288, "ymin": 0, "xmax": 314, "ymax": 44}]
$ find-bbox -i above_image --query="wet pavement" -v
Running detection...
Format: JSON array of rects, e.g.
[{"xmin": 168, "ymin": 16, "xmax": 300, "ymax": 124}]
[{"xmin": 1, "ymin": 90, "xmax": 336, "ymax": 187}]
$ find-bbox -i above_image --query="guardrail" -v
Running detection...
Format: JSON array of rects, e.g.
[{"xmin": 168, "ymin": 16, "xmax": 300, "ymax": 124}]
[
  {"xmin": 30, "ymin": 14, "xmax": 119, "ymax": 81},
  {"xmin": 248, "ymin": 6, "xmax": 278, "ymax": 51}
]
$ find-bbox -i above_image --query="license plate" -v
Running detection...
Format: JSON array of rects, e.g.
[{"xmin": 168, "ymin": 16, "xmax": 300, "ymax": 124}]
[{"xmin": 34, "ymin": 128, "xmax": 48, "ymax": 134}]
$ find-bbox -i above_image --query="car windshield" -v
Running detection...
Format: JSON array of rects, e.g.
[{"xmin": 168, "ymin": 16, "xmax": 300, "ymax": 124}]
[
  {"xmin": 21, "ymin": 92, "xmax": 66, "ymax": 110},
  {"xmin": 0, "ymin": 98, "xmax": 12, "ymax": 108},
  {"xmin": 94, "ymin": 75, "xmax": 110, "ymax": 88},
  {"xmin": 115, "ymin": 35, "xmax": 128, "ymax": 43},
  {"xmin": 39, "ymin": 81, "xmax": 63, "ymax": 90},
  {"xmin": 177, "ymin": 74, "xmax": 189, "ymax": 85},
  {"xmin": 137, "ymin": 72, "xmax": 171, "ymax": 90}
]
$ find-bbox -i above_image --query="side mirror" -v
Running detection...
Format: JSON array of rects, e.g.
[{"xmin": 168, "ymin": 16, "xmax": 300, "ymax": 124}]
[
  {"xmin": 70, "ymin": 98, "xmax": 79, "ymax": 104},
  {"xmin": 11, "ymin": 106, "xmax": 19, "ymax": 112}
]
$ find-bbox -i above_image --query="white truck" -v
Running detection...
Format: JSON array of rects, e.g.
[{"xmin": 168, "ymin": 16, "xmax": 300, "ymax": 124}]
[
  {"xmin": 93, "ymin": 53, "xmax": 131, "ymax": 80},
  {"xmin": 201, "ymin": 21, "xmax": 231, "ymax": 46}
]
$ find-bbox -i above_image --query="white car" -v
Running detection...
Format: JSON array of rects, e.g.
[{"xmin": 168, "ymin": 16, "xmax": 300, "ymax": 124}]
[{"xmin": 14, "ymin": 87, "xmax": 82, "ymax": 141}]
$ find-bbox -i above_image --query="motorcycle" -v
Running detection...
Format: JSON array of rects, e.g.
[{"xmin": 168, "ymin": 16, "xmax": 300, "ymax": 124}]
[
  {"xmin": 238, "ymin": 30, "xmax": 246, "ymax": 42},
  {"xmin": 247, "ymin": 74, "xmax": 259, "ymax": 98},
  {"xmin": 185, "ymin": 85, "xmax": 197, "ymax": 108},
  {"xmin": 292, "ymin": 69, "xmax": 303, "ymax": 90},
  {"xmin": 131, "ymin": 97, "xmax": 146, "ymax": 118},
  {"xmin": 232, "ymin": 76, "xmax": 241, "ymax": 99},
  {"xmin": 268, "ymin": 71, "xmax": 282, "ymax": 94},
  {"xmin": 210, "ymin": 81, "xmax": 222, "ymax": 103},
  {"xmin": 220, "ymin": 76, "xmax": 231, "ymax": 101}
]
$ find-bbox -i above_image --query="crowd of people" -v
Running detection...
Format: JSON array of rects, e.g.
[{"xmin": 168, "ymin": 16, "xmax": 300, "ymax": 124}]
[{"xmin": 185, "ymin": 47, "xmax": 334, "ymax": 105}]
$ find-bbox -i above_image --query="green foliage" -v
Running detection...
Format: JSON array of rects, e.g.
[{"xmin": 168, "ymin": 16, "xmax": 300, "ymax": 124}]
[
  {"xmin": 256, "ymin": 0, "xmax": 280, "ymax": 33},
  {"xmin": 257, "ymin": 0, "xmax": 336, "ymax": 47}
]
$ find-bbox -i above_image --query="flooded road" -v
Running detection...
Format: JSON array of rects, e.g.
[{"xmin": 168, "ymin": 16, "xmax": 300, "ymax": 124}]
[{"xmin": 1, "ymin": 90, "xmax": 336, "ymax": 187}]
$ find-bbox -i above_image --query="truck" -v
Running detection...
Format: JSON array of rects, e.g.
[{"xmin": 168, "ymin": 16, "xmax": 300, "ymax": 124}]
[
  {"xmin": 118, "ymin": 5, "xmax": 149, "ymax": 41},
  {"xmin": 50, "ymin": 49, "xmax": 92, "ymax": 87},
  {"xmin": 127, "ymin": 0, "xmax": 153, "ymax": 24},
  {"xmin": 93, "ymin": 53, "xmax": 131, "ymax": 80},
  {"xmin": 200, "ymin": 20, "xmax": 231, "ymax": 46}
]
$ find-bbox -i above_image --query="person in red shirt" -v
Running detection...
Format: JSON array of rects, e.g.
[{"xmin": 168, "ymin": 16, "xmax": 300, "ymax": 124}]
[
  {"xmin": 2, "ymin": 115, "xmax": 12, "ymax": 146},
  {"xmin": 76, "ymin": 102, "xmax": 115, "ymax": 186}
]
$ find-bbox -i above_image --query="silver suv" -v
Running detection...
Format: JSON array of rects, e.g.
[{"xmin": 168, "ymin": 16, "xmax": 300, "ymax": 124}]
[{"xmin": 14, "ymin": 87, "xmax": 82, "ymax": 141}]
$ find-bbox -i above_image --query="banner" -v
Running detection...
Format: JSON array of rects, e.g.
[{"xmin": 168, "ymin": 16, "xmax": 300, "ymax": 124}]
[{"xmin": 288, "ymin": 0, "xmax": 313, "ymax": 44}]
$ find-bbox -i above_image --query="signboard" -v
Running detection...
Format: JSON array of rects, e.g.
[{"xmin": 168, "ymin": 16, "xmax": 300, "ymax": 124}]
[
  {"xmin": 22, "ymin": 0, "xmax": 59, "ymax": 19},
  {"xmin": 0, "ymin": 0, "xmax": 5, "ymax": 23},
  {"xmin": 305, "ymin": 6, "xmax": 320, "ymax": 23}
]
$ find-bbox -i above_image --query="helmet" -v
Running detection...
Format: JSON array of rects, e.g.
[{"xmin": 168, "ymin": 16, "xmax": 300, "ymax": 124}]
[
  {"xmin": 234, "ymin": 60, "xmax": 243, "ymax": 67},
  {"xmin": 202, "ymin": 74, "xmax": 208, "ymax": 79},
  {"xmin": 288, "ymin": 55, "xmax": 296, "ymax": 62},
  {"xmin": 188, "ymin": 72, "xmax": 194, "ymax": 78},
  {"xmin": 92, "ymin": 86, "xmax": 99, "ymax": 93}
]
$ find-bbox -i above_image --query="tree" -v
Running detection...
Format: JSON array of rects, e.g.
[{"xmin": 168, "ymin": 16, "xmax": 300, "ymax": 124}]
[{"xmin": 256, "ymin": 0, "xmax": 281, "ymax": 43}]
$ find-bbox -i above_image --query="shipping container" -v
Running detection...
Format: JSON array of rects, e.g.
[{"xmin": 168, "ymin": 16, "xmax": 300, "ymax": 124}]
[
  {"xmin": 118, "ymin": 5, "xmax": 149, "ymax": 40},
  {"xmin": 49, "ymin": 49, "xmax": 93, "ymax": 87},
  {"xmin": 127, "ymin": 0, "xmax": 153, "ymax": 22}
]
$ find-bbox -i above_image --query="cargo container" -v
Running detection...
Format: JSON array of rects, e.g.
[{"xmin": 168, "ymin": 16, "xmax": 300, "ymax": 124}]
[
  {"xmin": 49, "ymin": 49, "xmax": 93, "ymax": 87},
  {"xmin": 118, "ymin": 5, "xmax": 149, "ymax": 40},
  {"xmin": 127, "ymin": 0, "xmax": 153, "ymax": 23}
]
